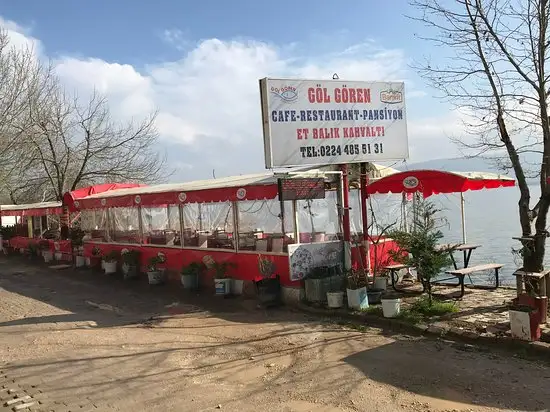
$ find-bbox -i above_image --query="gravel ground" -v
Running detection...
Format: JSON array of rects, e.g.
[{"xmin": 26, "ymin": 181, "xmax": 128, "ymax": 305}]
[{"xmin": 0, "ymin": 257, "xmax": 549, "ymax": 412}]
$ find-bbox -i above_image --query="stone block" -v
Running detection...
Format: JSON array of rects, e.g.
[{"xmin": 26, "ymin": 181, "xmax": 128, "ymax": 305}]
[{"xmin": 13, "ymin": 401, "xmax": 36, "ymax": 411}]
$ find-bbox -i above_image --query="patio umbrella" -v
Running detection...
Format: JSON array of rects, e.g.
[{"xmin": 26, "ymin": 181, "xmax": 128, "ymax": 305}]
[{"xmin": 366, "ymin": 170, "xmax": 515, "ymax": 243}]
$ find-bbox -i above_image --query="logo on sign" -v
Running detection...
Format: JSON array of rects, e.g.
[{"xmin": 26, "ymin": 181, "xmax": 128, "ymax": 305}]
[
  {"xmin": 270, "ymin": 85, "xmax": 298, "ymax": 103},
  {"xmin": 403, "ymin": 176, "xmax": 419, "ymax": 189},
  {"xmin": 380, "ymin": 89, "xmax": 403, "ymax": 104},
  {"xmin": 73, "ymin": 201, "xmax": 80, "ymax": 208},
  {"xmin": 134, "ymin": 195, "xmax": 141, "ymax": 204},
  {"xmin": 178, "ymin": 192, "xmax": 187, "ymax": 202},
  {"xmin": 100, "ymin": 199, "xmax": 107, "ymax": 206}
]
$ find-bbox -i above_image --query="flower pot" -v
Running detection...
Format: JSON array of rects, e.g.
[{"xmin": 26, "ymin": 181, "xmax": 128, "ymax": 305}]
[
  {"xmin": 54, "ymin": 252, "xmax": 63, "ymax": 261},
  {"xmin": 42, "ymin": 250, "xmax": 53, "ymax": 263},
  {"xmin": 347, "ymin": 287, "xmax": 368, "ymax": 310},
  {"xmin": 122, "ymin": 263, "xmax": 139, "ymax": 280},
  {"xmin": 367, "ymin": 289, "xmax": 383, "ymax": 304},
  {"xmin": 374, "ymin": 277, "xmax": 388, "ymax": 291},
  {"xmin": 231, "ymin": 278, "xmax": 244, "ymax": 295},
  {"xmin": 85, "ymin": 257, "xmax": 91, "ymax": 267},
  {"xmin": 255, "ymin": 276, "xmax": 281, "ymax": 307},
  {"xmin": 509, "ymin": 309, "xmax": 541, "ymax": 341},
  {"xmin": 75, "ymin": 255, "xmax": 86, "ymax": 268},
  {"xmin": 147, "ymin": 270, "xmax": 164, "ymax": 285},
  {"xmin": 327, "ymin": 291, "xmax": 344, "ymax": 308},
  {"xmin": 381, "ymin": 297, "xmax": 401, "ymax": 318},
  {"xmin": 101, "ymin": 260, "xmax": 105, "ymax": 270},
  {"xmin": 181, "ymin": 273, "xmax": 199, "ymax": 290},
  {"xmin": 305, "ymin": 278, "xmax": 326, "ymax": 303},
  {"xmin": 19, "ymin": 248, "xmax": 24, "ymax": 254},
  {"xmin": 214, "ymin": 278, "xmax": 231, "ymax": 295},
  {"xmin": 104, "ymin": 261, "xmax": 117, "ymax": 275}
]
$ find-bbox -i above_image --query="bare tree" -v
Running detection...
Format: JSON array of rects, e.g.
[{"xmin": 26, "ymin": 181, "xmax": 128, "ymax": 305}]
[
  {"xmin": 0, "ymin": 29, "xmax": 56, "ymax": 191},
  {"xmin": 410, "ymin": 0, "xmax": 550, "ymax": 272},
  {"xmin": 8, "ymin": 89, "xmax": 168, "ymax": 203}
]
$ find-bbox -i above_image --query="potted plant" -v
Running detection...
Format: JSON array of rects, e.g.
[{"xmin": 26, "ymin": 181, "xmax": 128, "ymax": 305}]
[
  {"xmin": 509, "ymin": 293, "xmax": 542, "ymax": 341},
  {"xmin": 70, "ymin": 227, "xmax": 86, "ymax": 268},
  {"xmin": 181, "ymin": 261, "xmax": 203, "ymax": 290},
  {"xmin": 389, "ymin": 201, "xmax": 454, "ymax": 306},
  {"xmin": 121, "ymin": 249, "xmax": 141, "ymax": 280},
  {"xmin": 304, "ymin": 266, "xmax": 330, "ymax": 303},
  {"xmin": 39, "ymin": 240, "xmax": 53, "ymax": 263},
  {"xmin": 256, "ymin": 255, "xmax": 281, "ymax": 307},
  {"xmin": 103, "ymin": 250, "xmax": 119, "ymax": 274},
  {"xmin": 90, "ymin": 246, "xmax": 102, "ymax": 270},
  {"xmin": 346, "ymin": 269, "xmax": 369, "ymax": 310},
  {"xmin": 147, "ymin": 255, "xmax": 166, "ymax": 285},
  {"xmin": 211, "ymin": 261, "xmax": 234, "ymax": 296},
  {"xmin": 381, "ymin": 291, "xmax": 401, "ymax": 318},
  {"xmin": 28, "ymin": 242, "xmax": 38, "ymax": 260}
]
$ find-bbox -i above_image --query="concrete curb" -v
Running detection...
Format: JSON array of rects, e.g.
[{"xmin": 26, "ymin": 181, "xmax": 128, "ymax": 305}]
[{"xmin": 294, "ymin": 303, "xmax": 550, "ymax": 359}]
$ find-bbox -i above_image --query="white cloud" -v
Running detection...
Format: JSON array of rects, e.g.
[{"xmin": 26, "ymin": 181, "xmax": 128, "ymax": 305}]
[{"xmin": 1, "ymin": 16, "xmax": 462, "ymax": 180}]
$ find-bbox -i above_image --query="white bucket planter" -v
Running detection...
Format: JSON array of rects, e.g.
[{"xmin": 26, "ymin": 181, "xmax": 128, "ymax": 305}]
[
  {"xmin": 347, "ymin": 287, "xmax": 368, "ymax": 310},
  {"xmin": 54, "ymin": 252, "xmax": 63, "ymax": 261},
  {"xmin": 327, "ymin": 291, "xmax": 344, "ymax": 308},
  {"xmin": 43, "ymin": 250, "xmax": 53, "ymax": 263},
  {"xmin": 75, "ymin": 255, "xmax": 86, "ymax": 268},
  {"xmin": 231, "ymin": 279, "xmax": 244, "ymax": 295},
  {"xmin": 374, "ymin": 276, "xmax": 388, "ymax": 291},
  {"xmin": 101, "ymin": 260, "xmax": 105, "ymax": 270},
  {"xmin": 19, "ymin": 248, "xmax": 24, "ymax": 254},
  {"xmin": 85, "ymin": 257, "xmax": 91, "ymax": 267},
  {"xmin": 381, "ymin": 297, "xmax": 401, "ymax": 318},
  {"xmin": 214, "ymin": 278, "xmax": 231, "ymax": 295},
  {"xmin": 509, "ymin": 309, "xmax": 536, "ymax": 341},
  {"xmin": 104, "ymin": 261, "xmax": 117, "ymax": 275}
]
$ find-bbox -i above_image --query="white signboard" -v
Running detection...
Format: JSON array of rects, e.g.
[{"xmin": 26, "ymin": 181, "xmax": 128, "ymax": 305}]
[
  {"xmin": 288, "ymin": 241, "xmax": 343, "ymax": 281},
  {"xmin": 259, "ymin": 78, "xmax": 409, "ymax": 168}
]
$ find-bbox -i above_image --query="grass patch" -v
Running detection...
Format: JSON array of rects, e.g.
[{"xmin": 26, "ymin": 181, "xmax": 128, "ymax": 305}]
[
  {"xmin": 396, "ymin": 309, "xmax": 423, "ymax": 324},
  {"xmin": 360, "ymin": 306, "xmax": 383, "ymax": 316},
  {"xmin": 409, "ymin": 296, "xmax": 459, "ymax": 317}
]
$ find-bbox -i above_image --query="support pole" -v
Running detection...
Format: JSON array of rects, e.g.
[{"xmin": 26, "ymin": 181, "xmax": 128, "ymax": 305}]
[
  {"xmin": 460, "ymin": 192, "xmax": 467, "ymax": 244},
  {"xmin": 360, "ymin": 163, "xmax": 370, "ymax": 272},
  {"xmin": 340, "ymin": 164, "xmax": 352, "ymax": 270}
]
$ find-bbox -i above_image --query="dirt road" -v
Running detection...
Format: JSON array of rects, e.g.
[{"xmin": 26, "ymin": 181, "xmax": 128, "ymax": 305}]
[{"xmin": 0, "ymin": 257, "xmax": 549, "ymax": 412}]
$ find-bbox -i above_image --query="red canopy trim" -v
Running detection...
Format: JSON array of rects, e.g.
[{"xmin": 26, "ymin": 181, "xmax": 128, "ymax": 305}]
[
  {"xmin": 73, "ymin": 184, "xmax": 279, "ymax": 210},
  {"xmin": 63, "ymin": 183, "xmax": 146, "ymax": 212},
  {"xmin": 0, "ymin": 202, "xmax": 63, "ymax": 217},
  {"xmin": 366, "ymin": 169, "xmax": 515, "ymax": 198}
]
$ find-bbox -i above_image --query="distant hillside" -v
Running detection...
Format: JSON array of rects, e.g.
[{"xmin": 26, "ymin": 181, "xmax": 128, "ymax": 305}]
[
  {"xmin": 405, "ymin": 156, "xmax": 541, "ymax": 183},
  {"xmin": 406, "ymin": 157, "xmax": 498, "ymax": 173}
]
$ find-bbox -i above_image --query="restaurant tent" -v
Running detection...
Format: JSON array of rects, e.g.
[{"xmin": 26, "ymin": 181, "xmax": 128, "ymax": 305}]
[{"xmin": 367, "ymin": 170, "xmax": 515, "ymax": 243}]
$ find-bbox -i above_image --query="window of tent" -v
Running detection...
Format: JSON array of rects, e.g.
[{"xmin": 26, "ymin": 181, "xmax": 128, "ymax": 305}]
[
  {"xmin": 297, "ymin": 191, "xmax": 339, "ymax": 243},
  {"xmin": 182, "ymin": 202, "xmax": 234, "ymax": 249},
  {"xmin": 109, "ymin": 207, "xmax": 141, "ymax": 244},
  {"xmin": 237, "ymin": 199, "xmax": 292, "ymax": 253},
  {"xmin": 80, "ymin": 209, "xmax": 109, "ymax": 241},
  {"xmin": 140, "ymin": 205, "xmax": 180, "ymax": 246}
]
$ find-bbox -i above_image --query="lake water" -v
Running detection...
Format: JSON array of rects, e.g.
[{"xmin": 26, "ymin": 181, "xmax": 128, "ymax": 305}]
[{"xmin": 365, "ymin": 185, "xmax": 547, "ymax": 285}]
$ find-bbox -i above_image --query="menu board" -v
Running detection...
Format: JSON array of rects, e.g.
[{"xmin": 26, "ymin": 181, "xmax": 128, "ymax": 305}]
[{"xmin": 278, "ymin": 178, "xmax": 325, "ymax": 201}]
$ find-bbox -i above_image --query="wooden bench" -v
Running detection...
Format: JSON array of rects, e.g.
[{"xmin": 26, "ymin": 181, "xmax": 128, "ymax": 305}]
[
  {"xmin": 445, "ymin": 263, "xmax": 504, "ymax": 298},
  {"xmin": 512, "ymin": 269, "xmax": 550, "ymax": 297}
]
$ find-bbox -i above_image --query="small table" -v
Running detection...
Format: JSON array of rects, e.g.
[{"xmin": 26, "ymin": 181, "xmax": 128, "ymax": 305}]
[
  {"xmin": 513, "ymin": 269, "xmax": 550, "ymax": 297},
  {"xmin": 384, "ymin": 264, "xmax": 425, "ymax": 294}
]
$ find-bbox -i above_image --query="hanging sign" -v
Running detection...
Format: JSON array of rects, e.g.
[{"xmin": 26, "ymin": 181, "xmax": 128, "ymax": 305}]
[{"xmin": 278, "ymin": 178, "xmax": 325, "ymax": 201}]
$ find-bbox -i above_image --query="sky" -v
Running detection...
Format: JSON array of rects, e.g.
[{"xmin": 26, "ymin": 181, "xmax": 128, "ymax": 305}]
[{"xmin": 0, "ymin": 0, "xmax": 468, "ymax": 181}]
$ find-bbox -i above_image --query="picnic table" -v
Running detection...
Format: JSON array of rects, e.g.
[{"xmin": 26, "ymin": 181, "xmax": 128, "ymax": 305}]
[
  {"xmin": 436, "ymin": 243, "xmax": 482, "ymax": 270},
  {"xmin": 384, "ymin": 243, "xmax": 484, "ymax": 295}
]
